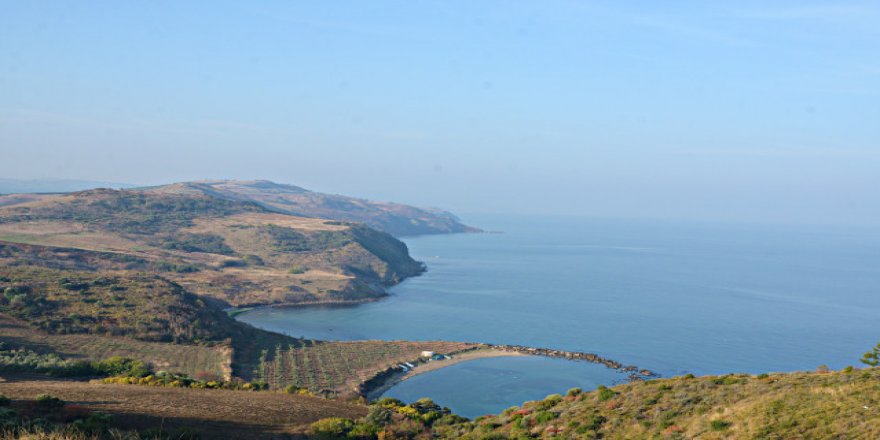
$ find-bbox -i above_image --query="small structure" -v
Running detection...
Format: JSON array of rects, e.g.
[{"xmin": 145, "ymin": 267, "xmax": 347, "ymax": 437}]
[{"xmin": 421, "ymin": 351, "xmax": 435, "ymax": 358}]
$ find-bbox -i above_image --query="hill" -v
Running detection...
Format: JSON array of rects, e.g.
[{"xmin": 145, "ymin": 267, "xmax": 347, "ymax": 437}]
[
  {"xmin": 313, "ymin": 366, "xmax": 880, "ymax": 439},
  {"xmin": 0, "ymin": 188, "xmax": 424, "ymax": 307},
  {"xmin": 3, "ymin": 364, "xmax": 874, "ymax": 438},
  {"xmin": 0, "ymin": 188, "xmax": 472, "ymax": 404},
  {"xmin": 0, "ymin": 375, "xmax": 368, "ymax": 438},
  {"xmin": 147, "ymin": 180, "xmax": 480, "ymax": 237}
]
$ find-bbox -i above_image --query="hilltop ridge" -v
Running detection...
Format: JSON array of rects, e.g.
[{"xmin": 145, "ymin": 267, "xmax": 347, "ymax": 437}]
[
  {"xmin": 146, "ymin": 179, "xmax": 481, "ymax": 237},
  {"xmin": 0, "ymin": 187, "xmax": 424, "ymax": 307}
]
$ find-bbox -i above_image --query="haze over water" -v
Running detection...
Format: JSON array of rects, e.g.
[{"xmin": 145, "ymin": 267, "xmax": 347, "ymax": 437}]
[{"xmin": 241, "ymin": 214, "xmax": 880, "ymax": 416}]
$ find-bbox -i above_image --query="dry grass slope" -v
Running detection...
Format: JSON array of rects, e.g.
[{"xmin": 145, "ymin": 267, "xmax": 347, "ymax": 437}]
[
  {"xmin": 414, "ymin": 367, "xmax": 880, "ymax": 439},
  {"xmin": 0, "ymin": 376, "xmax": 367, "ymax": 439}
]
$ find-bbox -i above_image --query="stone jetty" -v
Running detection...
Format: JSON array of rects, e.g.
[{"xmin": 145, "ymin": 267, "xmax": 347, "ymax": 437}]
[{"xmin": 487, "ymin": 344, "xmax": 659, "ymax": 380}]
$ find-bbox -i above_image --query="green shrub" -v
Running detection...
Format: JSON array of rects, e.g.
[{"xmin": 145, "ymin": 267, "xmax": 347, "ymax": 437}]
[
  {"xmin": 311, "ymin": 417, "xmax": 355, "ymax": 439},
  {"xmin": 566, "ymin": 387, "xmax": 582, "ymax": 397},
  {"xmin": 584, "ymin": 414, "xmax": 606, "ymax": 431},
  {"xmin": 92, "ymin": 356, "xmax": 150, "ymax": 377},
  {"xmin": 288, "ymin": 265, "xmax": 307, "ymax": 274},
  {"xmin": 35, "ymin": 393, "xmax": 65, "ymax": 409},
  {"xmin": 375, "ymin": 397, "xmax": 405, "ymax": 409},
  {"xmin": 860, "ymin": 342, "xmax": 880, "ymax": 367},
  {"xmin": 0, "ymin": 395, "xmax": 10, "ymax": 406},
  {"xmin": 596, "ymin": 385, "xmax": 617, "ymax": 401},
  {"xmin": 0, "ymin": 344, "xmax": 97, "ymax": 377},
  {"xmin": 534, "ymin": 411, "xmax": 557, "ymax": 424},
  {"xmin": 536, "ymin": 393, "xmax": 563, "ymax": 410},
  {"xmin": 349, "ymin": 422, "xmax": 378, "ymax": 438},
  {"xmin": 713, "ymin": 375, "xmax": 742, "ymax": 385},
  {"xmin": 242, "ymin": 254, "xmax": 265, "ymax": 266},
  {"xmin": 70, "ymin": 412, "xmax": 113, "ymax": 433},
  {"xmin": 711, "ymin": 420, "xmax": 732, "ymax": 431},
  {"xmin": 365, "ymin": 405, "xmax": 393, "ymax": 427}
]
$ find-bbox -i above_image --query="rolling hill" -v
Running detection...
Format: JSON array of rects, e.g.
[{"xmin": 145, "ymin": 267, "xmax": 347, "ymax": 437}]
[
  {"xmin": 0, "ymin": 187, "xmax": 424, "ymax": 307},
  {"xmin": 145, "ymin": 180, "xmax": 481, "ymax": 237}
]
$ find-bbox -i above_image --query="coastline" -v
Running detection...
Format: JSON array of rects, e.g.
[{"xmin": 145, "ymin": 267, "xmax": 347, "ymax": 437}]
[
  {"xmin": 228, "ymin": 296, "xmax": 385, "ymax": 318},
  {"xmin": 362, "ymin": 348, "xmax": 524, "ymax": 401}
]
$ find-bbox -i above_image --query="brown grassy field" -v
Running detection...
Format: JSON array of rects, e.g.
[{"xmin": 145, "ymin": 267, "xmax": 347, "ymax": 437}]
[{"xmin": 0, "ymin": 375, "xmax": 367, "ymax": 439}]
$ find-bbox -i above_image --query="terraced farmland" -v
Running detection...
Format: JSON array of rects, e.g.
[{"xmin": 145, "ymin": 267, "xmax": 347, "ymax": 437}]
[
  {"xmin": 253, "ymin": 340, "xmax": 476, "ymax": 396},
  {"xmin": 0, "ymin": 315, "xmax": 230, "ymax": 377}
]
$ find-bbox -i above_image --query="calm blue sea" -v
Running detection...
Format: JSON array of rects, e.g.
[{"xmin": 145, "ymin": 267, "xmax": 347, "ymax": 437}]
[{"xmin": 239, "ymin": 215, "xmax": 880, "ymax": 417}]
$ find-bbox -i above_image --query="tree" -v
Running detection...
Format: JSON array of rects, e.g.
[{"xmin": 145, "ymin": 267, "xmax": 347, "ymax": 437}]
[{"xmin": 861, "ymin": 343, "xmax": 880, "ymax": 367}]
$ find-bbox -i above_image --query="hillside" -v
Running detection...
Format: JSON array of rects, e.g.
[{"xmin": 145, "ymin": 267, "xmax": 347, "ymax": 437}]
[
  {"xmin": 0, "ymin": 375, "xmax": 368, "ymax": 438},
  {"xmin": 0, "ymin": 188, "xmax": 424, "ymax": 307},
  {"xmin": 147, "ymin": 180, "xmax": 481, "ymax": 237},
  {"xmin": 313, "ymin": 367, "xmax": 880, "ymax": 439},
  {"xmin": 0, "ymin": 188, "xmax": 471, "ymax": 406}
]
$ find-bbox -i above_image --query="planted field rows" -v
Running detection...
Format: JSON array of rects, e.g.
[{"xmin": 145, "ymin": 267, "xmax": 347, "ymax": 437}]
[
  {"xmin": 0, "ymin": 315, "xmax": 229, "ymax": 377},
  {"xmin": 254, "ymin": 340, "xmax": 475, "ymax": 395}
]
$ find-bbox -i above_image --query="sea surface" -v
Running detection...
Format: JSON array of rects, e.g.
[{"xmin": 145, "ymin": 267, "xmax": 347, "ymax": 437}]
[{"xmin": 239, "ymin": 215, "xmax": 880, "ymax": 418}]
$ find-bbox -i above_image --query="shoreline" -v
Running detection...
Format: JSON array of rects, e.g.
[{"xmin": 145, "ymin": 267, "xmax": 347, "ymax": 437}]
[
  {"xmin": 362, "ymin": 348, "xmax": 524, "ymax": 401},
  {"xmin": 228, "ymin": 296, "xmax": 385, "ymax": 318},
  {"xmin": 358, "ymin": 344, "xmax": 659, "ymax": 401}
]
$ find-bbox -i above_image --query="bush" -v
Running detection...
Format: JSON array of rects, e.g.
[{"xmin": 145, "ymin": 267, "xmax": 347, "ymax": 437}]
[
  {"xmin": 365, "ymin": 405, "xmax": 393, "ymax": 427},
  {"xmin": 596, "ymin": 385, "xmax": 617, "ymax": 401},
  {"xmin": 349, "ymin": 422, "xmax": 378, "ymax": 438},
  {"xmin": 713, "ymin": 375, "xmax": 742, "ymax": 385},
  {"xmin": 375, "ymin": 397, "xmax": 405, "ymax": 409},
  {"xmin": 242, "ymin": 255, "xmax": 265, "ymax": 266},
  {"xmin": 566, "ymin": 387, "xmax": 582, "ymax": 397},
  {"xmin": 860, "ymin": 342, "xmax": 880, "ymax": 367},
  {"xmin": 0, "ymin": 395, "xmax": 10, "ymax": 406},
  {"xmin": 584, "ymin": 414, "xmax": 606, "ymax": 431},
  {"xmin": 534, "ymin": 411, "xmax": 557, "ymax": 424},
  {"xmin": 311, "ymin": 417, "xmax": 355, "ymax": 439},
  {"xmin": 288, "ymin": 265, "xmax": 307, "ymax": 275},
  {"xmin": 410, "ymin": 398, "xmax": 444, "ymax": 414},
  {"xmin": 92, "ymin": 356, "xmax": 150, "ymax": 377},
  {"xmin": 0, "ymin": 344, "xmax": 96, "ymax": 377},
  {"xmin": 710, "ymin": 420, "xmax": 732, "ymax": 431},
  {"xmin": 35, "ymin": 393, "xmax": 65, "ymax": 409}
]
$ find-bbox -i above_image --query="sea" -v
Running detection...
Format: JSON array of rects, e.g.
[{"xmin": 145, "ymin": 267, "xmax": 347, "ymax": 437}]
[{"xmin": 238, "ymin": 214, "xmax": 880, "ymax": 418}]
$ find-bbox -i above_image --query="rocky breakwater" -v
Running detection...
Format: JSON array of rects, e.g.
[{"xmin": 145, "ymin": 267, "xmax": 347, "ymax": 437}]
[{"xmin": 488, "ymin": 344, "xmax": 659, "ymax": 381}]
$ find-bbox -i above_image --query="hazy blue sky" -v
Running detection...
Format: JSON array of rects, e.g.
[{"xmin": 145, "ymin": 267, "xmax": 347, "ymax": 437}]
[{"xmin": 1, "ymin": 1, "xmax": 878, "ymax": 225}]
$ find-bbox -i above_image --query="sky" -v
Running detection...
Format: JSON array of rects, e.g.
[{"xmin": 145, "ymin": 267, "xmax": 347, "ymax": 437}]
[{"xmin": 1, "ymin": 1, "xmax": 878, "ymax": 225}]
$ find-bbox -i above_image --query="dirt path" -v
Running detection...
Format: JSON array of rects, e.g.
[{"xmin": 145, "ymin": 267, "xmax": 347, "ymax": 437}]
[{"xmin": 0, "ymin": 375, "xmax": 367, "ymax": 438}]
